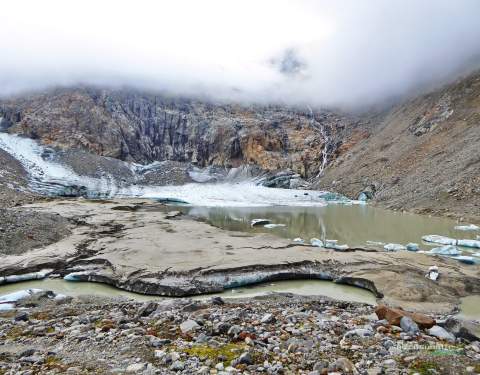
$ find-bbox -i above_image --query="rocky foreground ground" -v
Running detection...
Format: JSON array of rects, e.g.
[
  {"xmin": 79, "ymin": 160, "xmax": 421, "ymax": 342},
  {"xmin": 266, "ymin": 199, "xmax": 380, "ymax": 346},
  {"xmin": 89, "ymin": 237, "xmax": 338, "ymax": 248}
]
[{"xmin": 0, "ymin": 292, "xmax": 479, "ymax": 375}]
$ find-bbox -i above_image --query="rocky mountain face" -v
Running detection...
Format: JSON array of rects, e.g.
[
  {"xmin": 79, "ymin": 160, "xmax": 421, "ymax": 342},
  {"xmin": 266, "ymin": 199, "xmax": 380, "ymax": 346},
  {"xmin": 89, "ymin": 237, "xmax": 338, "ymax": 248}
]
[
  {"xmin": 0, "ymin": 88, "xmax": 355, "ymax": 179},
  {"xmin": 316, "ymin": 71, "xmax": 480, "ymax": 221},
  {"xmin": 0, "ymin": 71, "xmax": 479, "ymax": 220}
]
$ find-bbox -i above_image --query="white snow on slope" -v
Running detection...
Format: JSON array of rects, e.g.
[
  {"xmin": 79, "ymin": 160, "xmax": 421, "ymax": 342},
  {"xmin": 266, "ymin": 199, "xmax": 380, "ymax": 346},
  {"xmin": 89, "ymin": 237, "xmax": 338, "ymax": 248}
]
[{"xmin": 0, "ymin": 131, "xmax": 362, "ymax": 207}]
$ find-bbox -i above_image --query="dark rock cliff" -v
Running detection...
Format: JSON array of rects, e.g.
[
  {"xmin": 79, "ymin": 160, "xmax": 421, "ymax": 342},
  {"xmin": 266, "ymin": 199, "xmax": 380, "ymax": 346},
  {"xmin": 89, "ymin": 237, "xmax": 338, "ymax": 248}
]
[{"xmin": 0, "ymin": 88, "xmax": 355, "ymax": 179}]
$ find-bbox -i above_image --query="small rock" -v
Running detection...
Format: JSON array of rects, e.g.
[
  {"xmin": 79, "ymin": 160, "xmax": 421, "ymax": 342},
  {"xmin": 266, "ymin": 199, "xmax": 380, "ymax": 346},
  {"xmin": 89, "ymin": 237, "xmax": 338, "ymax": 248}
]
[
  {"xmin": 333, "ymin": 357, "xmax": 358, "ymax": 374},
  {"xmin": 21, "ymin": 355, "xmax": 44, "ymax": 364},
  {"xmin": 343, "ymin": 328, "xmax": 373, "ymax": 339},
  {"xmin": 165, "ymin": 211, "xmax": 182, "ymax": 219},
  {"xmin": 238, "ymin": 352, "xmax": 253, "ymax": 365},
  {"xmin": 383, "ymin": 359, "xmax": 396, "ymax": 368},
  {"xmin": 137, "ymin": 302, "xmax": 157, "ymax": 317},
  {"xmin": 149, "ymin": 337, "xmax": 171, "ymax": 347},
  {"xmin": 66, "ymin": 367, "xmax": 82, "ymax": 375},
  {"xmin": 126, "ymin": 363, "xmax": 145, "ymax": 373},
  {"xmin": 18, "ymin": 348, "xmax": 36, "ymax": 358},
  {"xmin": 227, "ymin": 325, "xmax": 242, "ymax": 336},
  {"xmin": 14, "ymin": 311, "xmax": 29, "ymax": 322},
  {"xmin": 215, "ymin": 362, "xmax": 224, "ymax": 371},
  {"xmin": 261, "ymin": 313, "xmax": 275, "ymax": 324},
  {"xmin": 180, "ymin": 319, "xmax": 200, "ymax": 334},
  {"xmin": 170, "ymin": 361, "xmax": 185, "ymax": 371},
  {"xmin": 211, "ymin": 296, "xmax": 225, "ymax": 305}
]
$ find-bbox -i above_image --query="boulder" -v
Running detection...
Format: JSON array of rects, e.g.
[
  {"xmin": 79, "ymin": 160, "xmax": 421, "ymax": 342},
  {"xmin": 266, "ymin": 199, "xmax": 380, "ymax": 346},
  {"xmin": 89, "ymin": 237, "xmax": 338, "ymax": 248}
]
[
  {"xmin": 428, "ymin": 325, "xmax": 456, "ymax": 342},
  {"xmin": 400, "ymin": 316, "xmax": 419, "ymax": 334},
  {"xmin": 375, "ymin": 305, "xmax": 435, "ymax": 329},
  {"xmin": 439, "ymin": 317, "xmax": 480, "ymax": 342}
]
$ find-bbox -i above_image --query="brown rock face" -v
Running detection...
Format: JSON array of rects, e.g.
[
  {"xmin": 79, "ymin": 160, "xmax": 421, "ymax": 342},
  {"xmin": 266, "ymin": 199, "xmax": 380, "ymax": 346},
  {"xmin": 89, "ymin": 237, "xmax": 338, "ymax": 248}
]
[
  {"xmin": 375, "ymin": 305, "xmax": 436, "ymax": 329},
  {"xmin": 316, "ymin": 70, "xmax": 480, "ymax": 221},
  {"xmin": 0, "ymin": 88, "xmax": 355, "ymax": 179}
]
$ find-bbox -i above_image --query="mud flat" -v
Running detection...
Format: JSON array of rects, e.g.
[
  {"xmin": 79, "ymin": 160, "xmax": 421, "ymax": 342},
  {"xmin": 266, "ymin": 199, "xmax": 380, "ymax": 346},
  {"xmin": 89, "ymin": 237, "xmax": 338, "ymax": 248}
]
[{"xmin": 0, "ymin": 199, "xmax": 479, "ymax": 314}]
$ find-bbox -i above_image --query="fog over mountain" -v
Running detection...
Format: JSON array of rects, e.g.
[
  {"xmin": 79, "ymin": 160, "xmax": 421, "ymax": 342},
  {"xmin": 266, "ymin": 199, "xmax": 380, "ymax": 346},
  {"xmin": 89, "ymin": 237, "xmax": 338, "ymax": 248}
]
[{"xmin": 2, "ymin": 0, "xmax": 480, "ymax": 108}]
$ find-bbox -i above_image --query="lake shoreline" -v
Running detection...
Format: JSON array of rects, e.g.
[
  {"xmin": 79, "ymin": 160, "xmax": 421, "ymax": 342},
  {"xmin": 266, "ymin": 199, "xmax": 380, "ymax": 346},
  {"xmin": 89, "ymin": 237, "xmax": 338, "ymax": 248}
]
[{"xmin": 1, "ymin": 198, "xmax": 479, "ymax": 316}]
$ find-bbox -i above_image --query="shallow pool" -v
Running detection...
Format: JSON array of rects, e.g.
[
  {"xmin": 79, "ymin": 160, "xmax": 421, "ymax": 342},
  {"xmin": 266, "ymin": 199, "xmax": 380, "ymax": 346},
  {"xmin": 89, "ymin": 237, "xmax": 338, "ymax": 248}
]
[{"xmin": 0, "ymin": 278, "xmax": 377, "ymax": 305}]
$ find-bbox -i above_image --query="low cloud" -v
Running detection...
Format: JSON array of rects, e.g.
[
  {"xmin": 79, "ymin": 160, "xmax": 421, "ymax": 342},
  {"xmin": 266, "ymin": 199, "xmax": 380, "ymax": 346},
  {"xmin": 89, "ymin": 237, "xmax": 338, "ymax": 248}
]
[{"xmin": 1, "ymin": 0, "xmax": 480, "ymax": 109}]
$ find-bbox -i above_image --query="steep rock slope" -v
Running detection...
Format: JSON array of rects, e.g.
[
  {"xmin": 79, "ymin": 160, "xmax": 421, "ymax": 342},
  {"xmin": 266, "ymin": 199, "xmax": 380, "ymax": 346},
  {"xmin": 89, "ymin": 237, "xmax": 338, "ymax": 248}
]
[
  {"xmin": 0, "ymin": 88, "xmax": 354, "ymax": 179},
  {"xmin": 0, "ymin": 148, "xmax": 38, "ymax": 207},
  {"xmin": 317, "ymin": 72, "xmax": 480, "ymax": 221}
]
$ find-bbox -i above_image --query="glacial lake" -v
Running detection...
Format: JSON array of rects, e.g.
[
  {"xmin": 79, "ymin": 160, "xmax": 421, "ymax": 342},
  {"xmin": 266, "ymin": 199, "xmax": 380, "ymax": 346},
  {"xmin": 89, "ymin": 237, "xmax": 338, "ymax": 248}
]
[
  {"xmin": 1, "ymin": 195, "xmax": 479, "ymax": 319},
  {"xmin": 180, "ymin": 204, "xmax": 479, "ymax": 253}
]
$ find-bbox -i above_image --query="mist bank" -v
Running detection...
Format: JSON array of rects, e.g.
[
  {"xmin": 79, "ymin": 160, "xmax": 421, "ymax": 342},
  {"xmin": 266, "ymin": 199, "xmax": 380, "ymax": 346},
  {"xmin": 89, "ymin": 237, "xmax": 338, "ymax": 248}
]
[{"xmin": 2, "ymin": 0, "xmax": 480, "ymax": 109}]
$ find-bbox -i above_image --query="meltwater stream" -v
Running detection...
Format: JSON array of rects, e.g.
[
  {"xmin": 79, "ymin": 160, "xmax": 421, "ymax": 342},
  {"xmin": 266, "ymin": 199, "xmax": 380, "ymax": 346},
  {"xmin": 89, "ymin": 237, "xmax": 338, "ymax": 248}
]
[{"xmin": 0, "ymin": 279, "xmax": 377, "ymax": 305}]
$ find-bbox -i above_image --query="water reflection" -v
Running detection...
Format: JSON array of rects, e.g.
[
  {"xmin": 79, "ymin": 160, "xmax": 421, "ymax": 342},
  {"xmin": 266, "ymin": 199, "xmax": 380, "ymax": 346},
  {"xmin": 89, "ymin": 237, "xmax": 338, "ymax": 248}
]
[{"xmin": 186, "ymin": 205, "xmax": 476, "ymax": 250}]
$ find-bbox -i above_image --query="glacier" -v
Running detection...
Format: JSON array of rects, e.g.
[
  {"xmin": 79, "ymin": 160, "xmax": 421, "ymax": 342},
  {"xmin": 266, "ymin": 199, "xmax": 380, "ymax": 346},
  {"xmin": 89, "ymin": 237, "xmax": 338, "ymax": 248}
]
[{"xmin": 0, "ymin": 131, "xmax": 363, "ymax": 207}]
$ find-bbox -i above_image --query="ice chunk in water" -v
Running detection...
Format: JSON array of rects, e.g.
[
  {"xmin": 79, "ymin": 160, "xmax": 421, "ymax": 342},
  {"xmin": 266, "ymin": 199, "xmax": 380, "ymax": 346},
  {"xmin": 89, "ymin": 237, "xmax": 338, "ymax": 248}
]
[
  {"xmin": 292, "ymin": 238, "xmax": 304, "ymax": 244},
  {"xmin": 251, "ymin": 219, "xmax": 271, "ymax": 227},
  {"xmin": 310, "ymin": 238, "xmax": 324, "ymax": 247},
  {"xmin": 0, "ymin": 289, "xmax": 44, "ymax": 310},
  {"xmin": 429, "ymin": 245, "xmax": 460, "ymax": 256},
  {"xmin": 406, "ymin": 243, "xmax": 419, "ymax": 251},
  {"xmin": 264, "ymin": 223, "xmax": 286, "ymax": 229},
  {"xmin": 422, "ymin": 235, "xmax": 457, "ymax": 246},
  {"xmin": 457, "ymin": 239, "xmax": 480, "ymax": 249},
  {"xmin": 0, "ymin": 270, "xmax": 50, "ymax": 285},
  {"xmin": 324, "ymin": 240, "xmax": 349, "ymax": 251},
  {"xmin": 454, "ymin": 224, "xmax": 479, "ymax": 231},
  {"xmin": 384, "ymin": 243, "xmax": 406, "ymax": 251},
  {"xmin": 63, "ymin": 273, "xmax": 84, "ymax": 281}
]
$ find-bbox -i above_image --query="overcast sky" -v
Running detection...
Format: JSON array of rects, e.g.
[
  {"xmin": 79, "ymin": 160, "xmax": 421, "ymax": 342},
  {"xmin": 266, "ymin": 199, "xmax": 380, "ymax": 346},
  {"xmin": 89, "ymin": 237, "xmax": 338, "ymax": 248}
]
[{"xmin": 2, "ymin": 0, "xmax": 480, "ymax": 108}]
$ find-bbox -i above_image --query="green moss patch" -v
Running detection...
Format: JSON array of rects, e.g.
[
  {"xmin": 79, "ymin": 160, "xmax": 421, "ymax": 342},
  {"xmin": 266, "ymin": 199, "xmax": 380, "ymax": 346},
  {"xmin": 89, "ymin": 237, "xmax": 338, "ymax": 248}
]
[{"xmin": 182, "ymin": 343, "xmax": 247, "ymax": 366}]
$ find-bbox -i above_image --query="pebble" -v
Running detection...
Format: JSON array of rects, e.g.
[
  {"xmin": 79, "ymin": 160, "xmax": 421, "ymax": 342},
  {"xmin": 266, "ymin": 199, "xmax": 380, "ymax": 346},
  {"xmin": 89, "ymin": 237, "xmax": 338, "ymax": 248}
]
[{"xmin": 0, "ymin": 294, "xmax": 475, "ymax": 374}]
